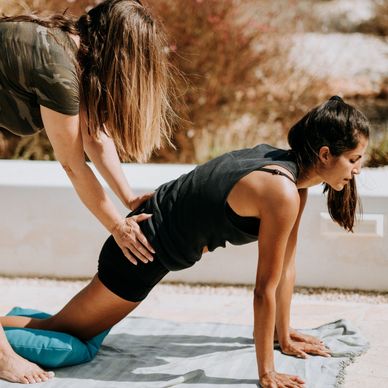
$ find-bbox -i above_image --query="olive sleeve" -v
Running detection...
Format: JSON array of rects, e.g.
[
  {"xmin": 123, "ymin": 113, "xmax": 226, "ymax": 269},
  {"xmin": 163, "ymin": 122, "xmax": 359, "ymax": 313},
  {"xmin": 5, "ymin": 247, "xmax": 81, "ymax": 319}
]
[{"xmin": 32, "ymin": 38, "xmax": 80, "ymax": 116}]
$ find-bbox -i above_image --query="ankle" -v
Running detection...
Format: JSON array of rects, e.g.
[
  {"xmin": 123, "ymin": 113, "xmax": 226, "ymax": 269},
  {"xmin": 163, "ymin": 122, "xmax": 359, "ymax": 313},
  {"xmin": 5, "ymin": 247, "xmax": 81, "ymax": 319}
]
[{"xmin": 0, "ymin": 346, "xmax": 16, "ymax": 362}]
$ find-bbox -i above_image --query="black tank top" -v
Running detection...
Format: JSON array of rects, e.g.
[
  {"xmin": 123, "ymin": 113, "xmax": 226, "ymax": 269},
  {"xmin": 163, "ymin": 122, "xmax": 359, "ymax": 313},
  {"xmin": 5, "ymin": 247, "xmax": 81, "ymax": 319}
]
[{"xmin": 139, "ymin": 144, "xmax": 298, "ymax": 271}]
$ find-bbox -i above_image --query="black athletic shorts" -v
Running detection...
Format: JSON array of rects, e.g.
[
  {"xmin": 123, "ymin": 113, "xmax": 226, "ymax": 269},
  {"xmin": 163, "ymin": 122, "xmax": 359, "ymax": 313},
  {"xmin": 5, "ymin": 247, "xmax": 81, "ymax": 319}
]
[{"xmin": 98, "ymin": 234, "xmax": 169, "ymax": 302}]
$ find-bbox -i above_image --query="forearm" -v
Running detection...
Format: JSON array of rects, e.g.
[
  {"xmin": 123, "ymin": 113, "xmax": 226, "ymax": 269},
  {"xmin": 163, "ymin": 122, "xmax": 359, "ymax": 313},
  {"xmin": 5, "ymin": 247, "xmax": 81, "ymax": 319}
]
[
  {"xmin": 275, "ymin": 201, "xmax": 302, "ymax": 343},
  {"xmin": 40, "ymin": 107, "xmax": 128, "ymax": 235},
  {"xmin": 84, "ymin": 133, "xmax": 135, "ymax": 208},
  {"xmin": 275, "ymin": 268, "xmax": 295, "ymax": 344},
  {"xmin": 253, "ymin": 291, "xmax": 277, "ymax": 377},
  {"xmin": 64, "ymin": 161, "xmax": 123, "ymax": 233}
]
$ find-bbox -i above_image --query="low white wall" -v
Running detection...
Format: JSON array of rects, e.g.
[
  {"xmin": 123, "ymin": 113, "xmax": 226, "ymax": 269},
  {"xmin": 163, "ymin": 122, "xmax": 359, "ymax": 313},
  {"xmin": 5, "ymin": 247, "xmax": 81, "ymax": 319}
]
[{"xmin": 0, "ymin": 160, "xmax": 387, "ymax": 291}]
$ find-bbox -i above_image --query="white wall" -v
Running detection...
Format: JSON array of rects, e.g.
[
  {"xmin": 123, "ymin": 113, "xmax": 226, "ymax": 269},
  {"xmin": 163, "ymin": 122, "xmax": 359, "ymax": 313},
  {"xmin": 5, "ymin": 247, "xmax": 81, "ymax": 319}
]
[{"xmin": 0, "ymin": 160, "xmax": 387, "ymax": 291}]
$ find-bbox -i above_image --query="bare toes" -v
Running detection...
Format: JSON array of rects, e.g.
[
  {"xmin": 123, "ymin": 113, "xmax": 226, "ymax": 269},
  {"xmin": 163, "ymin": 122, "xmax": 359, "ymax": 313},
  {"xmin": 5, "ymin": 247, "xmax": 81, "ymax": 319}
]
[
  {"xmin": 33, "ymin": 374, "xmax": 42, "ymax": 383},
  {"xmin": 20, "ymin": 375, "xmax": 30, "ymax": 384}
]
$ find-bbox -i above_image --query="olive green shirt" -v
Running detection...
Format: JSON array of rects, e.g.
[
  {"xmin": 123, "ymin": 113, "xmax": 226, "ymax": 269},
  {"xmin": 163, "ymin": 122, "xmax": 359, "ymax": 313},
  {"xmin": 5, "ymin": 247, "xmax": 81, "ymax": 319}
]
[{"xmin": 0, "ymin": 21, "xmax": 79, "ymax": 136}]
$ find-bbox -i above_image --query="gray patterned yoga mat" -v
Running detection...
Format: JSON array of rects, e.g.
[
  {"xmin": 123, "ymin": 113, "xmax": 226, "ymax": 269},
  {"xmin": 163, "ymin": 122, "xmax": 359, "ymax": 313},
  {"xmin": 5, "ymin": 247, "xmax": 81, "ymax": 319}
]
[{"xmin": 0, "ymin": 317, "xmax": 368, "ymax": 387}]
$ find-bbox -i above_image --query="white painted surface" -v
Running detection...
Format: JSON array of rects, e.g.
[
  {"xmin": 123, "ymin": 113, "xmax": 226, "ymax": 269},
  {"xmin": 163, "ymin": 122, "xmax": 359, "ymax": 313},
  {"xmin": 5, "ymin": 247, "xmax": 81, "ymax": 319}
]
[{"xmin": 0, "ymin": 160, "xmax": 387, "ymax": 290}]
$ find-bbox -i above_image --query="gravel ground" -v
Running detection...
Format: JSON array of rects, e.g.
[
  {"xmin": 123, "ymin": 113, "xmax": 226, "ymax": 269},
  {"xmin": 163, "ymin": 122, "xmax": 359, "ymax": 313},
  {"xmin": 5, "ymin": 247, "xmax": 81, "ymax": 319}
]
[{"xmin": 1, "ymin": 275, "xmax": 387, "ymax": 300}]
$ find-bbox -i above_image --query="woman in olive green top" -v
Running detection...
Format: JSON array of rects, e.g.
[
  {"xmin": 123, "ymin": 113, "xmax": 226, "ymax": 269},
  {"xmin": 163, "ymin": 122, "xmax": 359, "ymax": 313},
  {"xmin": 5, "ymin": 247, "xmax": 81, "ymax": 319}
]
[{"xmin": 0, "ymin": 0, "xmax": 174, "ymax": 383}]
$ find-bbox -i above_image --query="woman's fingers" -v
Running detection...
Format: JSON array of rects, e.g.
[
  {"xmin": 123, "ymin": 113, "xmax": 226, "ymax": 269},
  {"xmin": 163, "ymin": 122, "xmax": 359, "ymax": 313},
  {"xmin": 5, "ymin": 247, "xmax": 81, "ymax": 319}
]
[
  {"xmin": 128, "ymin": 192, "xmax": 155, "ymax": 210},
  {"xmin": 290, "ymin": 330, "xmax": 323, "ymax": 345},
  {"xmin": 119, "ymin": 246, "xmax": 138, "ymax": 265},
  {"xmin": 282, "ymin": 336, "xmax": 331, "ymax": 359},
  {"xmin": 260, "ymin": 371, "xmax": 305, "ymax": 388},
  {"xmin": 128, "ymin": 242, "xmax": 153, "ymax": 263},
  {"xmin": 121, "ymin": 242, "xmax": 151, "ymax": 265},
  {"xmin": 112, "ymin": 215, "xmax": 156, "ymax": 264},
  {"xmin": 291, "ymin": 375, "xmax": 305, "ymax": 384},
  {"xmin": 132, "ymin": 214, "xmax": 155, "ymax": 253},
  {"xmin": 137, "ymin": 234, "xmax": 155, "ymax": 254},
  {"xmin": 297, "ymin": 343, "xmax": 331, "ymax": 358},
  {"xmin": 292, "ymin": 331, "xmax": 331, "ymax": 356},
  {"xmin": 126, "ymin": 216, "xmax": 155, "ymax": 259},
  {"xmin": 297, "ymin": 339, "xmax": 331, "ymax": 356},
  {"xmin": 281, "ymin": 341, "xmax": 307, "ymax": 358},
  {"xmin": 295, "ymin": 349, "xmax": 308, "ymax": 359},
  {"xmin": 133, "ymin": 213, "xmax": 152, "ymax": 222},
  {"xmin": 303, "ymin": 343, "xmax": 331, "ymax": 357},
  {"xmin": 285, "ymin": 383, "xmax": 302, "ymax": 388}
]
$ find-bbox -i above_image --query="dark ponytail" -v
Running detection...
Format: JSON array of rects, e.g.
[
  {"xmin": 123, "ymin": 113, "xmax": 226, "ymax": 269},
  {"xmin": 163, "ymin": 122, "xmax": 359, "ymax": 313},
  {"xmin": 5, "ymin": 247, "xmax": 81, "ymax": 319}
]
[
  {"xmin": 288, "ymin": 96, "xmax": 370, "ymax": 232},
  {"xmin": 323, "ymin": 179, "xmax": 359, "ymax": 231}
]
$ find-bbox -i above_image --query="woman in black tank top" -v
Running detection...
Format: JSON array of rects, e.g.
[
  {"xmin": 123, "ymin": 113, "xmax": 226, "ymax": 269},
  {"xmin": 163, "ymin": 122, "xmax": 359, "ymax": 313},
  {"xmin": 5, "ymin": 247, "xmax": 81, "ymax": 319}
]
[{"xmin": 1, "ymin": 97, "xmax": 370, "ymax": 388}]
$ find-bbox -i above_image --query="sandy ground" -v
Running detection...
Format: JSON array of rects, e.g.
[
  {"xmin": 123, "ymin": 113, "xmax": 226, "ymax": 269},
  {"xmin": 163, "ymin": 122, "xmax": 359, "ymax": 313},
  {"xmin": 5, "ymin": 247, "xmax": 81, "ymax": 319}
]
[{"xmin": 0, "ymin": 277, "xmax": 387, "ymax": 388}]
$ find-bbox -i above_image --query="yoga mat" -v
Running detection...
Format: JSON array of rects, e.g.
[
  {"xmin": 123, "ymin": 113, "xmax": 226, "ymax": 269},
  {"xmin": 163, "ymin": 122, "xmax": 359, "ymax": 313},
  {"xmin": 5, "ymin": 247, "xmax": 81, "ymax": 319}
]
[{"xmin": 0, "ymin": 317, "xmax": 368, "ymax": 387}]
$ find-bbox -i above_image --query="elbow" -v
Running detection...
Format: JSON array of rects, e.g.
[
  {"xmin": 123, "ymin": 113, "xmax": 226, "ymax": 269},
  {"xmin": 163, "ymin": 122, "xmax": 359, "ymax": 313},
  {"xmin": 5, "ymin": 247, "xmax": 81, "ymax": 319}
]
[
  {"xmin": 60, "ymin": 162, "xmax": 76, "ymax": 178},
  {"xmin": 253, "ymin": 286, "xmax": 277, "ymax": 316},
  {"xmin": 83, "ymin": 133, "xmax": 106, "ymax": 154},
  {"xmin": 253, "ymin": 283, "xmax": 277, "ymax": 305},
  {"xmin": 83, "ymin": 136, "xmax": 101, "ymax": 149},
  {"xmin": 281, "ymin": 267, "xmax": 296, "ymax": 283},
  {"xmin": 60, "ymin": 160, "xmax": 87, "ymax": 178}
]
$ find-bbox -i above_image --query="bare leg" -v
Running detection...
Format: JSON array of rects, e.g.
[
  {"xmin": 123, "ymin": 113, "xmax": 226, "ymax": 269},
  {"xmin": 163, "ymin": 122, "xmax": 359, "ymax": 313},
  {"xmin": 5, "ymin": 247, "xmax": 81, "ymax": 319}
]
[
  {"xmin": 0, "ymin": 323, "xmax": 54, "ymax": 384},
  {"xmin": 0, "ymin": 275, "xmax": 141, "ymax": 341}
]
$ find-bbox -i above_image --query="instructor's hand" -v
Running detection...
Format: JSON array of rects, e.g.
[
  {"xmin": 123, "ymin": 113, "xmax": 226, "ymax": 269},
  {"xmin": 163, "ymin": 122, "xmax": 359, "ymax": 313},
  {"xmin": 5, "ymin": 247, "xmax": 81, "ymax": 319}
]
[
  {"xmin": 111, "ymin": 215, "xmax": 155, "ymax": 265},
  {"xmin": 126, "ymin": 192, "xmax": 154, "ymax": 211}
]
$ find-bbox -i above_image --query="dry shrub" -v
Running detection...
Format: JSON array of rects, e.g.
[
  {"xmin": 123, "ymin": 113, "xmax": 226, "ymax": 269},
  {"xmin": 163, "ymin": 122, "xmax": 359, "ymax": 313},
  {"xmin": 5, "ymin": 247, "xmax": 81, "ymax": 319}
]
[
  {"xmin": 149, "ymin": 0, "xmax": 277, "ymax": 162},
  {"xmin": 148, "ymin": 0, "xmax": 330, "ymax": 163},
  {"xmin": 0, "ymin": 0, "xmax": 334, "ymax": 163},
  {"xmin": 366, "ymin": 129, "xmax": 388, "ymax": 167},
  {"xmin": 359, "ymin": 0, "xmax": 388, "ymax": 36}
]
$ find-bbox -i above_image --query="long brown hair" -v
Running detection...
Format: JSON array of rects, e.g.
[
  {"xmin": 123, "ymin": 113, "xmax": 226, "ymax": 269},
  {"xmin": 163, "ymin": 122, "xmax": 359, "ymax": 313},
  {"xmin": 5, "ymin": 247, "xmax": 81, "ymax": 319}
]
[
  {"xmin": 1, "ymin": 0, "xmax": 174, "ymax": 162},
  {"xmin": 288, "ymin": 96, "xmax": 370, "ymax": 232}
]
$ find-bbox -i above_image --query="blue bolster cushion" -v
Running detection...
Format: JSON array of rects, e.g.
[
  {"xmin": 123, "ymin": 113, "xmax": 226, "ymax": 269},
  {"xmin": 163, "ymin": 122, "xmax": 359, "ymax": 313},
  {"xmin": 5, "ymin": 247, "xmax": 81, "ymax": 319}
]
[{"xmin": 4, "ymin": 307, "xmax": 110, "ymax": 368}]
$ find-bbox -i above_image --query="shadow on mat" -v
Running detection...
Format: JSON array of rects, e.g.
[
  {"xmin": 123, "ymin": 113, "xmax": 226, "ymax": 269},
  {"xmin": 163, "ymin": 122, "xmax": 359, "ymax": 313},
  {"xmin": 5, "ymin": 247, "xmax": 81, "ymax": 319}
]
[{"xmin": 54, "ymin": 332, "xmax": 257, "ymax": 385}]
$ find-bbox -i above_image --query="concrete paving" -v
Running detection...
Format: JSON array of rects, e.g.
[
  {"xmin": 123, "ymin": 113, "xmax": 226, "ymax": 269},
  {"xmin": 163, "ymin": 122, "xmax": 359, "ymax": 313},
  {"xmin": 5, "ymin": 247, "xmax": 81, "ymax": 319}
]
[{"xmin": 0, "ymin": 277, "xmax": 386, "ymax": 388}]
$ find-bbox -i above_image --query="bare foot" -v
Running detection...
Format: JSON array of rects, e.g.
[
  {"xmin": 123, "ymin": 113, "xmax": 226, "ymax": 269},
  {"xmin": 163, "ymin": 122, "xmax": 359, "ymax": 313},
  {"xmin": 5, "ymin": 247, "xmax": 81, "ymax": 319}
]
[{"xmin": 0, "ymin": 351, "xmax": 54, "ymax": 384}]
